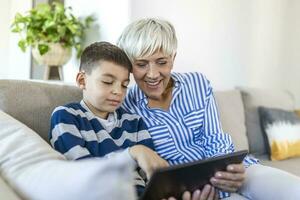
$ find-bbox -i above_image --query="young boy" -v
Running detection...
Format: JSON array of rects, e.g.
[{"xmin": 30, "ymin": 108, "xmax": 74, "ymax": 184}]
[{"xmin": 49, "ymin": 42, "xmax": 168, "ymax": 196}]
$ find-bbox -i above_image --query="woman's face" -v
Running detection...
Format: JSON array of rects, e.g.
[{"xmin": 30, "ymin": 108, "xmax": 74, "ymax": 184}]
[{"xmin": 132, "ymin": 51, "xmax": 174, "ymax": 101}]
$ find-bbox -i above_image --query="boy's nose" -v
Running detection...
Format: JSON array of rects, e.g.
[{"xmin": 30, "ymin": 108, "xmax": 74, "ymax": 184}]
[{"xmin": 111, "ymin": 83, "xmax": 122, "ymax": 95}]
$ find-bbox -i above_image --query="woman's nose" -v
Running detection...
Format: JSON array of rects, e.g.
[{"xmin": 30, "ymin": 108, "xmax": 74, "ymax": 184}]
[{"xmin": 146, "ymin": 65, "xmax": 160, "ymax": 79}]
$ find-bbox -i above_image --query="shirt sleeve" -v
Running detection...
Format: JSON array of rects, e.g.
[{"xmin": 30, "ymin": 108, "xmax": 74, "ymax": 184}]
[
  {"xmin": 201, "ymin": 79, "xmax": 259, "ymax": 166},
  {"xmin": 49, "ymin": 107, "xmax": 92, "ymax": 160},
  {"xmin": 202, "ymin": 88, "xmax": 235, "ymax": 158}
]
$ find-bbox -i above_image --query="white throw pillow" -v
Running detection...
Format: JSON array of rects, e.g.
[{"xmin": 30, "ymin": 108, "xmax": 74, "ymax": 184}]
[
  {"xmin": 0, "ymin": 110, "xmax": 136, "ymax": 200},
  {"xmin": 0, "ymin": 176, "xmax": 21, "ymax": 200}
]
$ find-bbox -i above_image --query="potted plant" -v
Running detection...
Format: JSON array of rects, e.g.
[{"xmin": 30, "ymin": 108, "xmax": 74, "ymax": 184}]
[{"xmin": 11, "ymin": 2, "xmax": 94, "ymax": 67}]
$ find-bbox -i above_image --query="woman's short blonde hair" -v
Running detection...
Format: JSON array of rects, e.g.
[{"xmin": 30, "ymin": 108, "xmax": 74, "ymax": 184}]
[{"xmin": 117, "ymin": 18, "xmax": 177, "ymax": 63}]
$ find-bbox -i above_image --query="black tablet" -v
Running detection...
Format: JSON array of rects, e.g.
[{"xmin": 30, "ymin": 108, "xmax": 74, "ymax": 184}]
[{"xmin": 140, "ymin": 150, "xmax": 248, "ymax": 200}]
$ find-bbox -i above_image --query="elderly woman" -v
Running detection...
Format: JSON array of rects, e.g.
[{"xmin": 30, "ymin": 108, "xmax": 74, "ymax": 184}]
[{"xmin": 118, "ymin": 18, "xmax": 300, "ymax": 200}]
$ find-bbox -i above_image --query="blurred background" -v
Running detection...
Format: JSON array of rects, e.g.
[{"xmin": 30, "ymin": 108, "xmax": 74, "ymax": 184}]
[{"xmin": 1, "ymin": 0, "xmax": 299, "ymax": 106}]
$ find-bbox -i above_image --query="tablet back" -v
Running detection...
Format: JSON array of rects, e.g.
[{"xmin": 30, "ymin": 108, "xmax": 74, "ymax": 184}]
[{"xmin": 140, "ymin": 150, "xmax": 248, "ymax": 200}]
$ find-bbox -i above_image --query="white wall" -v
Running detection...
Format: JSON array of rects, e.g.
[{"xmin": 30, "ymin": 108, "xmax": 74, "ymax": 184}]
[
  {"xmin": 2, "ymin": 0, "xmax": 300, "ymax": 107},
  {"xmin": 281, "ymin": 0, "xmax": 300, "ymax": 107},
  {"xmin": 130, "ymin": 0, "xmax": 300, "ymax": 107},
  {"xmin": 130, "ymin": 0, "xmax": 253, "ymax": 90},
  {"xmin": 63, "ymin": 0, "xmax": 130, "ymax": 83},
  {"xmin": 0, "ymin": 0, "xmax": 11, "ymax": 79},
  {"xmin": 4, "ymin": 0, "xmax": 32, "ymax": 79}
]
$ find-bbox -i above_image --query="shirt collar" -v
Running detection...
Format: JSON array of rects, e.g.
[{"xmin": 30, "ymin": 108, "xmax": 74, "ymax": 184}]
[
  {"xmin": 80, "ymin": 100, "xmax": 117, "ymax": 121},
  {"xmin": 134, "ymin": 72, "xmax": 185, "ymax": 103}
]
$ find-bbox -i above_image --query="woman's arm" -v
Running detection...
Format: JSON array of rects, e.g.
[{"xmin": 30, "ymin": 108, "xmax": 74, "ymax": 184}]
[{"xmin": 201, "ymin": 84, "xmax": 246, "ymax": 193}]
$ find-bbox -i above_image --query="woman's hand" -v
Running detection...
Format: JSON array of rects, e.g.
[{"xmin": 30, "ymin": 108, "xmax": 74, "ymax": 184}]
[
  {"xmin": 210, "ymin": 163, "xmax": 245, "ymax": 192},
  {"xmin": 163, "ymin": 184, "xmax": 218, "ymax": 200},
  {"xmin": 129, "ymin": 145, "xmax": 169, "ymax": 179}
]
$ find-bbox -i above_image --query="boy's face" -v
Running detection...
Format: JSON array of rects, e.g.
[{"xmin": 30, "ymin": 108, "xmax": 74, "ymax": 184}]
[{"xmin": 77, "ymin": 61, "xmax": 130, "ymax": 119}]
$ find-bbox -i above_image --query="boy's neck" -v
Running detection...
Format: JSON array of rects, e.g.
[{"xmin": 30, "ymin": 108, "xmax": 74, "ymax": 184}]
[{"xmin": 82, "ymin": 99, "xmax": 109, "ymax": 119}]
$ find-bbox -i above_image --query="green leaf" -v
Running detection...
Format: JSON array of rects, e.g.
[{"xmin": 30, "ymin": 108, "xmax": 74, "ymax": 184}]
[
  {"xmin": 10, "ymin": 1, "xmax": 95, "ymax": 57},
  {"xmin": 53, "ymin": 2, "xmax": 64, "ymax": 14},
  {"xmin": 38, "ymin": 44, "xmax": 49, "ymax": 55},
  {"xmin": 35, "ymin": 3, "xmax": 51, "ymax": 16},
  {"xmin": 18, "ymin": 40, "xmax": 27, "ymax": 52}
]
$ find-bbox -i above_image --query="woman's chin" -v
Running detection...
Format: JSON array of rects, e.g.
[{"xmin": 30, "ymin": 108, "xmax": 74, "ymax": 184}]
[{"xmin": 146, "ymin": 92, "xmax": 164, "ymax": 100}]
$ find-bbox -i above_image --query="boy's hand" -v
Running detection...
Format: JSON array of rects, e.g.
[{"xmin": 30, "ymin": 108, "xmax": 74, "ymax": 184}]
[
  {"xmin": 129, "ymin": 145, "xmax": 169, "ymax": 179},
  {"xmin": 210, "ymin": 163, "xmax": 245, "ymax": 192}
]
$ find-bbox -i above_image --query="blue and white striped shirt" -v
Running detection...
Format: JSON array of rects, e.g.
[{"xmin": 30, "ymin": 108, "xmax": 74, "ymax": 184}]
[
  {"xmin": 122, "ymin": 72, "xmax": 258, "ymax": 198},
  {"xmin": 49, "ymin": 100, "xmax": 154, "ymax": 188}
]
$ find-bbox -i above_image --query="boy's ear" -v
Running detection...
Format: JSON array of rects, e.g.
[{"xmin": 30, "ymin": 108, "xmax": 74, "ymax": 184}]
[{"xmin": 76, "ymin": 71, "xmax": 86, "ymax": 90}]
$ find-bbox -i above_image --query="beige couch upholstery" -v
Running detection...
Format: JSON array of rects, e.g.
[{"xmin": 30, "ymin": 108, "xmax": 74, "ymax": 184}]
[{"xmin": 0, "ymin": 79, "xmax": 299, "ymax": 199}]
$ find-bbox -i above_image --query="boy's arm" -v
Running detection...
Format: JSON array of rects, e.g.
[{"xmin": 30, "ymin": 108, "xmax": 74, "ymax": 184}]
[
  {"xmin": 129, "ymin": 145, "xmax": 168, "ymax": 180},
  {"xmin": 200, "ymin": 77, "xmax": 246, "ymax": 193},
  {"xmin": 129, "ymin": 117, "xmax": 168, "ymax": 179},
  {"xmin": 49, "ymin": 107, "xmax": 92, "ymax": 160},
  {"xmin": 136, "ymin": 117, "xmax": 155, "ymax": 150}
]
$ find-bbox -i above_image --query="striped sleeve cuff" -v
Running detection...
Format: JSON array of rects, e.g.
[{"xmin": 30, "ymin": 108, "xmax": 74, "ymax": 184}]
[{"xmin": 243, "ymin": 155, "xmax": 259, "ymax": 168}]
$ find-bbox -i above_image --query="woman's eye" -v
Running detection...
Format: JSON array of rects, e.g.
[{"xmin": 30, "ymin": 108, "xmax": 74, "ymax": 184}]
[
  {"xmin": 122, "ymin": 82, "xmax": 129, "ymax": 88},
  {"xmin": 136, "ymin": 63, "xmax": 147, "ymax": 68},
  {"xmin": 157, "ymin": 61, "xmax": 167, "ymax": 65},
  {"xmin": 102, "ymin": 81, "xmax": 113, "ymax": 85}
]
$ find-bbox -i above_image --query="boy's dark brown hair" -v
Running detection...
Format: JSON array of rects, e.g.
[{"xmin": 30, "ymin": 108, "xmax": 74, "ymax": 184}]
[{"xmin": 79, "ymin": 41, "xmax": 132, "ymax": 74}]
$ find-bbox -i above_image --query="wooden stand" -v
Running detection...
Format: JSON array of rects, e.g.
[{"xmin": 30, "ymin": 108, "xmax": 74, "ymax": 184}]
[{"xmin": 44, "ymin": 65, "xmax": 63, "ymax": 80}]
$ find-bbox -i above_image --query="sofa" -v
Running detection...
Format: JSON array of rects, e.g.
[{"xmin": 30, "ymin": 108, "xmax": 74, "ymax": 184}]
[{"xmin": 0, "ymin": 79, "xmax": 299, "ymax": 199}]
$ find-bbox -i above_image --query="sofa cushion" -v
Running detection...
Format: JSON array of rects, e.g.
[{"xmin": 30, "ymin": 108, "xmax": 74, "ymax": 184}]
[
  {"xmin": 295, "ymin": 110, "xmax": 300, "ymax": 118},
  {"xmin": 0, "ymin": 110, "xmax": 136, "ymax": 200},
  {"xmin": 239, "ymin": 88, "xmax": 295, "ymax": 155},
  {"xmin": 0, "ymin": 80, "xmax": 82, "ymax": 142},
  {"xmin": 257, "ymin": 155, "xmax": 300, "ymax": 177},
  {"xmin": 259, "ymin": 107, "xmax": 300, "ymax": 161},
  {"xmin": 214, "ymin": 90, "xmax": 249, "ymax": 151}
]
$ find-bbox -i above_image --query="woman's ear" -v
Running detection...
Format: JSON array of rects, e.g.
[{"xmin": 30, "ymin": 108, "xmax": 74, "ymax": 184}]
[
  {"xmin": 171, "ymin": 53, "xmax": 176, "ymax": 69},
  {"xmin": 76, "ymin": 71, "xmax": 86, "ymax": 90},
  {"xmin": 172, "ymin": 53, "xmax": 177, "ymax": 61}
]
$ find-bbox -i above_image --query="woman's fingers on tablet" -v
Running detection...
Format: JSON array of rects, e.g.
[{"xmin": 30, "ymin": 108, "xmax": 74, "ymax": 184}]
[
  {"xmin": 213, "ymin": 188, "xmax": 219, "ymax": 200},
  {"xmin": 215, "ymin": 171, "xmax": 245, "ymax": 181},
  {"xmin": 209, "ymin": 186, "xmax": 219, "ymax": 200},
  {"xmin": 182, "ymin": 191, "xmax": 191, "ymax": 200},
  {"xmin": 161, "ymin": 197, "xmax": 176, "ymax": 200},
  {"xmin": 199, "ymin": 184, "xmax": 211, "ymax": 200},
  {"xmin": 207, "ymin": 186, "xmax": 215, "ymax": 200},
  {"xmin": 191, "ymin": 189, "xmax": 200, "ymax": 200},
  {"xmin": 227, "ymin": 163, "xmax": 245, "ymax": 173},
  {"xmin": 178, "ymin": 186, "xmax": 217, "ymax": 200},
  {"xmin": 210, "ymin": 177, "xmax": 241, "ymax": 192},
  {"xmin": 201, "ymin": 185, "xmax": 218, "ymax": 200}
]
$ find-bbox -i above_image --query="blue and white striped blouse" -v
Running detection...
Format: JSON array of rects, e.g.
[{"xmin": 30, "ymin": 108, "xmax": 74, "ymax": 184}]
[{"xmin": 122, "ymin": 72, "xmax": 258, "ymax": 198}]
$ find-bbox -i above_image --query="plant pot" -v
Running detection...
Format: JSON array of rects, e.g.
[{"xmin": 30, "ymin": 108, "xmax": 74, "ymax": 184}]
[{"xmin": 32, "ymin": 43, "xmax": 72, "ymax": 66}]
